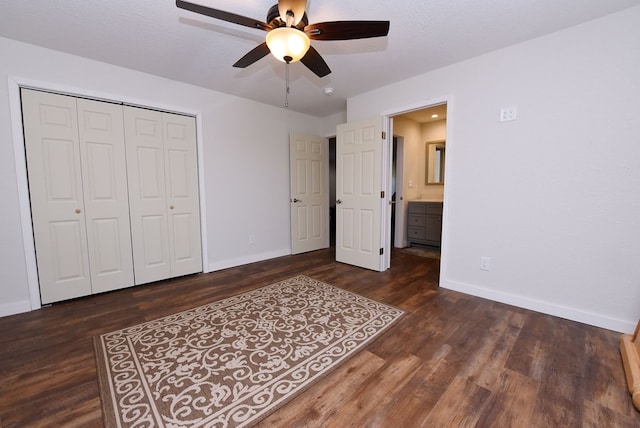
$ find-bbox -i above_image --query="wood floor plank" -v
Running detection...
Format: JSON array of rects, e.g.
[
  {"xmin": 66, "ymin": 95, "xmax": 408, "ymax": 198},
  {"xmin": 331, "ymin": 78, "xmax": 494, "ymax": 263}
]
[
  {"xmin": 418, "ymin": 375, "xmax": 492, "ymax": 427},
  {"xmin": 528, "ymin": 317, "xmax": 590, "ymax": 427},
  {"xmin": 582, "ymin": 325, "xmax": 636, "ymax": 415},
  {"xmin": 323, "ymin": 353, "xmax": 424, "ymax": 427},
  {"xmin": 375, "ymin": 344, "xmax": 454, "ymax": 426},
  {"xmin": 257, "ymin": 350, "xmax": 387, "ymax": 427},
  {"xmin": 474, "ymin": 369, "xmax": 539, "ymax": 427},
  {"xmin": 1, "ymin": 248, "xmax": 638, "ymax": 427},
  {"xmin": 583, "ymin": 398, "xmax": 640, "ymax": 428}
]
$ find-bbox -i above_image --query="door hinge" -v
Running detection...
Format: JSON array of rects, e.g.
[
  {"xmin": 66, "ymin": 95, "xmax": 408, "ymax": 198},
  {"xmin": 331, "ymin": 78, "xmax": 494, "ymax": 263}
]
[
  {"xmin": 381, "ymin": 131, "xmax": 386, "ymax": 139},
  {"xmin": 381, "ymin": 191, "xmax": 385, "ymax": 198},
  {"xmin": 380, "ymin": 248, "xmax": 384, "ymax": 255}
]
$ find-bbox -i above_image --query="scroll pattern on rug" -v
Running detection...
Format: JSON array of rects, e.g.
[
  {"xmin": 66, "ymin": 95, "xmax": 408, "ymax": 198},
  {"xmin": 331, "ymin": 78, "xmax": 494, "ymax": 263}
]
[{"xmin": 95, "ymin": 275, "xmax": 404, "ymax": 427}]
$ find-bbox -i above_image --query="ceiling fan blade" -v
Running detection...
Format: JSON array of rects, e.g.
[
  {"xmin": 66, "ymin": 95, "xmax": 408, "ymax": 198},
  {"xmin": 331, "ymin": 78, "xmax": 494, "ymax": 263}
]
[
  {"xmin": 300, "ymin": 46, "xmax": 331, "ymax": 78},
  {"xmin": 278, "ymin": 0, "xmax": 307, "ymax": 26},
  {"xmin": 176, "ymin": 0, "xmax": 272, "ymax": 31},
  {"xmin": 233, "ymin": 42, "xmax": 271, "ymax": 68},
  {"xmin": 305, "ymin": 21, "xmax": 390, "ymax": 40}
]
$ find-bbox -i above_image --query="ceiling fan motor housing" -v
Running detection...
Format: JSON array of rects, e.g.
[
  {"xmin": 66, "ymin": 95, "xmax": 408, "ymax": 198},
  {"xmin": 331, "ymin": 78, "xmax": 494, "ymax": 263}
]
[{"xmin": 267, "ymin": 4, "xmax": 308, "ymax": 28}]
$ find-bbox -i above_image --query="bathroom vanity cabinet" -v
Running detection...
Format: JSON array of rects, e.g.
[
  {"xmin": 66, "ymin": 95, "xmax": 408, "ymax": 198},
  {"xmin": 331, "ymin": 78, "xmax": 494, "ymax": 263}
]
[{"xmin": 407, "ymin": 201, "xmax": 443, "ymax": 246}]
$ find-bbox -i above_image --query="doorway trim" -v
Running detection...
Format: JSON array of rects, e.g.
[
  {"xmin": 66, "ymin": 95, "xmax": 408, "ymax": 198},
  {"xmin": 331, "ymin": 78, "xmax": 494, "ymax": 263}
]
[
  {"xmin": 381, "ymin": 95, "xmax": 453, "ymax": 272},
  {"xmin": 8, "ymin": 76, "xmax": 209, "ymax": 311}
]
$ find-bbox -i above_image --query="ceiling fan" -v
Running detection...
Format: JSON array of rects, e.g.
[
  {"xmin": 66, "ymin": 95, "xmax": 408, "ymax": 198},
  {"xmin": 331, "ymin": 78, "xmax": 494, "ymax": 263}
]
[{"xmin": 176, "ymin": 0, "xmax": 390, "ymax": 78}]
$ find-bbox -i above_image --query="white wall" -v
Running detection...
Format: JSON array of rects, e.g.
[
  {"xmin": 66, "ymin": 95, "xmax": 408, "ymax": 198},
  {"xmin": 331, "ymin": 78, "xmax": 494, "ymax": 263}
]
[
  {"xmin": 321, "ymin": 111, "xmax": 347, "ymax": 137},
  {"xmin": 393, "ymin": 117, "xmax": 422, "ymax": 202},
  {"xmin": 0, "ymin": 37, "xmax": 328, "ymax": 316},
  {"xmin": 349, "ymin": 6, "xmax": 640, "ymax": 332},
  {"xmin": 422, "ymin": 120, "xmax": 446, "ymax": 143}
]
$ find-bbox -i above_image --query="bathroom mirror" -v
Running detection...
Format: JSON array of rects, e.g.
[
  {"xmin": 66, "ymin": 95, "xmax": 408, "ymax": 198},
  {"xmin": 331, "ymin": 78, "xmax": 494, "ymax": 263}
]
[{"xmin": 426, "ymin": 140, "xmax": 446, "ymax": 185}]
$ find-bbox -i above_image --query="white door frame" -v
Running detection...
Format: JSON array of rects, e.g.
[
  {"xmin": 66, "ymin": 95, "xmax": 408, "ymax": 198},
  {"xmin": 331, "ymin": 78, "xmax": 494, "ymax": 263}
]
[
  {"xmin": 381, "ymin": 95, "xmax": 453, "ymax": 271},
  {"xmin": 8, "ymin": 76, "xmax": 209, "ymax": 311}
]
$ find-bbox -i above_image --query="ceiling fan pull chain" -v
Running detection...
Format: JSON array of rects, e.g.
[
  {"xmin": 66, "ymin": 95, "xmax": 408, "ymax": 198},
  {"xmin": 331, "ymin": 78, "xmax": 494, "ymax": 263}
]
[{"xmin": 285, "ymin": 60, "xmax": 290, "ymax": 108}]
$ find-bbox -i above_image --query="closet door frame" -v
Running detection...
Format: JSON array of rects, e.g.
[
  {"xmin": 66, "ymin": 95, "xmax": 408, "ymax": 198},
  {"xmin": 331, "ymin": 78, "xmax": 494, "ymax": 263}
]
[{"xmin": 8, "ymin": 77, "xmax": 208, "ymax": 312}]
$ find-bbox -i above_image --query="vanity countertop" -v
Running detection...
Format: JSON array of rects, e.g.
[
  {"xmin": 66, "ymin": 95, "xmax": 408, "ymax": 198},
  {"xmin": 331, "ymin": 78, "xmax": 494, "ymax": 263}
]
[{"xmin": 408, "ymin": 199, "xmax": 443, "ymax": 203}]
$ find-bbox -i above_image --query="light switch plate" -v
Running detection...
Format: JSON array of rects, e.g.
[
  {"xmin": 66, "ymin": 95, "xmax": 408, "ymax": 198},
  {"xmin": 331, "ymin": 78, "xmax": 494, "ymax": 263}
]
[
  {"xmin": 480, "ymin": 256, "xmax": 491, "ymax": 270},
  {"xmin": 500, "ymin": 106, "xmax": 517, "ymax": 122}
]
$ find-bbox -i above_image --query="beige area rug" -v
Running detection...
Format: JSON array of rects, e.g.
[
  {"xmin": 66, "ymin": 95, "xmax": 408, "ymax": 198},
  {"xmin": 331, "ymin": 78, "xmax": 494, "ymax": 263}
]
[{"xmin": 94, "ymin": 275, "xmax": 404, "ymax": 427}]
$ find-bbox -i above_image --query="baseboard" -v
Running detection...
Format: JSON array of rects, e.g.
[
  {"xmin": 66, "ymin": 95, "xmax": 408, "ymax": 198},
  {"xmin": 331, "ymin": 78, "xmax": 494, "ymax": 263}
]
[
  {"xmin": 208, "ymin": 248, "xmax": 291, "ymax": 272},
  {"xmin": 1, "ymin": 249, "xmax": 291, "ymax": 318},
  {"xmin": 0, "ymin": 300, "xmax": 32, "ymax": 318},
  {"xmin": 440, "ymin": 278, "xmax": 635, "ymax": 334}
]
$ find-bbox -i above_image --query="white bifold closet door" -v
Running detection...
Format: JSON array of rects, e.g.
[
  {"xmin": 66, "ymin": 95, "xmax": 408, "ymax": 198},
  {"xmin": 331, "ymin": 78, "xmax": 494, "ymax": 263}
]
[
  {"xmin": 124, "ymin": 106, "xmax": 202, "ymax": 285},
  {"xmin": 23, "ymin": 89, "xmax": 202, "ymax": 304},
  {"xmin": 22, "ymin": 89, "xmax": 134, "ymax": 304}
]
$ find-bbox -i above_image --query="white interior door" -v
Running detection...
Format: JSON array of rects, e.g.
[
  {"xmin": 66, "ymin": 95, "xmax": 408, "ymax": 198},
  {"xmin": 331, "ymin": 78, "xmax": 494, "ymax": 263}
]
[
  {"xmin": 21, "ymin": 89, "xmax": 92, "ymax": 304},
  {"xmin": 77, "ymin": 98, "xmax": 134, "ymax": 294},
  {"xmin": 125, "ymin": 106, "xmax": 202, "ymax": 284},
  {"xmin": 289, "ymin": 133, "xmax": 329, "ymax": 254},
  {"xmin": 162, "ymin": 112, "xmax": 202, "ymax": 276},
  {"xmin": 124, "ymin": 106, "xmax": 172, "ymax": 285},
  {"xmin": 336, "ymin": 117, "xmax": 384, "ymax": 271}
]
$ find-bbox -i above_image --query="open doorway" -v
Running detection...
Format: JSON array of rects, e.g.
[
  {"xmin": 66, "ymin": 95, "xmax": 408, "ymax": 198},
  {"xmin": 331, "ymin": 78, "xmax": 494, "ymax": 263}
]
[
  {"xmin": 387, "ymin": 102, "xmax": 447, "ymax": 263},
  {"xmin": 329, "ymin": 136, "xmax": 336, "ymax": 247}
]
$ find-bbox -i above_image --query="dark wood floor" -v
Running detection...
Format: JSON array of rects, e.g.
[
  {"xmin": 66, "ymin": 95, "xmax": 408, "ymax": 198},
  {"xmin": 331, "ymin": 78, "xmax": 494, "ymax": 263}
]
[{"xmin": 1, "ymin": 248, "xmax": 638, "ymax": 427}]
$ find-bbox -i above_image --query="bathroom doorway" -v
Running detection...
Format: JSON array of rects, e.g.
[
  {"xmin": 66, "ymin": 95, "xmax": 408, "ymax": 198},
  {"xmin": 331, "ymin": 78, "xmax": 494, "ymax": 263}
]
[{"xmin": 386, "ymin": 102, "xmax": 448, "ymax": 263}]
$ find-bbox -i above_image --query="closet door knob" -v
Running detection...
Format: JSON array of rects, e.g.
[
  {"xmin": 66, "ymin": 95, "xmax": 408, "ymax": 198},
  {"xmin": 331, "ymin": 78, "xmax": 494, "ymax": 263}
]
[
  {"xmin": 170, "ymin": 205, "xmax": 175, "ymax": 209},
  {"xmin": 75, "ymin": 209, "xmax": 81, "ymax": 214}
]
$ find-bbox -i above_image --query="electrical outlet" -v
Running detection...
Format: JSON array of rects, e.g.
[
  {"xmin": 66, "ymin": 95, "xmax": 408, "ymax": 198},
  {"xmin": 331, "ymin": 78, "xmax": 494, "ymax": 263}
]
[
  {"xmin": 500, "ymin": 106, "xmax": 517, "ymax": 122},
  {"xmin": 249, "ymin": 234, "xmax": 256, "ymax": 245},
  {"xmin": 480, "ymin": 256, "xmax": 491, "ymax": 271}
]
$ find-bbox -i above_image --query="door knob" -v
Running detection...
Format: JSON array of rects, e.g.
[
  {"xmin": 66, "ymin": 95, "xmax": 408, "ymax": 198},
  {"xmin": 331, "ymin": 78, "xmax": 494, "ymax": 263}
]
[
  {"xmin": 75, "ymin": 208, "xmax": 81, "ymax": 214},
  {"xmin": 170, "ymin": 205, "xmax": 174, "ymax": 209},
  {"xmin": 291, "ymin": 198, "xmax": 301, "ymax": 203},
  {"xmin": 336, "ymin": 199, "xmax": 342, "ymax": 204}
]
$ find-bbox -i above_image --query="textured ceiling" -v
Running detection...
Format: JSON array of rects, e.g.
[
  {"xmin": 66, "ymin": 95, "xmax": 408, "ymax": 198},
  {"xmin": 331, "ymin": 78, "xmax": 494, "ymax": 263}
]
[{"xmin": 2, "ymin": 0, "xmax": 639, "ymax": 117}]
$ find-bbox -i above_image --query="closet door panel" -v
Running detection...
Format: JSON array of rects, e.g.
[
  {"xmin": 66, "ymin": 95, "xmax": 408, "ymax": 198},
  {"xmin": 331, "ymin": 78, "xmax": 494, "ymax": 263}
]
[
  {"xmin": 141, "ymin": 215, "xmax": 168, "ymax": 265},
  {"xmin": 21, "ymin": 89, "xmax": 92, "ymax": 304},
  {"xmin": 124, "ymin": 106, "xmax": 171, "ymax": 285},
  {"xmin": 163, "ymin": 113, "xmax": 202, "ymax": 276},
  {"xmin": 77, "ymin": 99, "xmax": 134, "ymax": 293}
]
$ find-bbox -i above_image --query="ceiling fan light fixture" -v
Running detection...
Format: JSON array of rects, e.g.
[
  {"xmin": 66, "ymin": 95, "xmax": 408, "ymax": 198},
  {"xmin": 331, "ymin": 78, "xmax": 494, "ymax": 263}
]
[{"xmin": 266, "ymin": 27, "xmax": 310, "ymax": 63}]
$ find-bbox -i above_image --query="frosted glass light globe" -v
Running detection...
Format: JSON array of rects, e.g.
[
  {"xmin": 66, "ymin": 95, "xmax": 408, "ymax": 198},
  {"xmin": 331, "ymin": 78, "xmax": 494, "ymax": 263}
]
[{"xmin": 266, "ymin": 27, "xmax": 310, "ymax": 63}]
